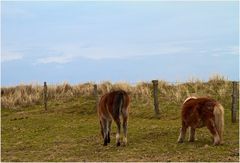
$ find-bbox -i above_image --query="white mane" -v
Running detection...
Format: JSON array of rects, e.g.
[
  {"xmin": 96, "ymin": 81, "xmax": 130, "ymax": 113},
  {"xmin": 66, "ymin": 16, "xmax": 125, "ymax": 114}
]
[{"xmin": 183, "ymin": 96, "xmax": 197, "ymax": 104}]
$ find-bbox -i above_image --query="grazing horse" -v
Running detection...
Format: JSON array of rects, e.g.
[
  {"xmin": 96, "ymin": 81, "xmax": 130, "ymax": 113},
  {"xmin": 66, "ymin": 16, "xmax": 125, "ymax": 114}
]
[
  {"xmin": 98, "ymin": 90, "xmax": 130, "ymax": 146},
  {"xmin": 178, "ymin": 96, "xmax": 224, "ymax": 145}
]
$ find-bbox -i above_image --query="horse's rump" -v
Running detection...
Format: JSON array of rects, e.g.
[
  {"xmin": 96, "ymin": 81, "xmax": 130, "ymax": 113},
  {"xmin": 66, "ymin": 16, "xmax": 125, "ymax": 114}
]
[{"xmin": 98, "ymin": 90, "xmax": 129, "ymax": 119}]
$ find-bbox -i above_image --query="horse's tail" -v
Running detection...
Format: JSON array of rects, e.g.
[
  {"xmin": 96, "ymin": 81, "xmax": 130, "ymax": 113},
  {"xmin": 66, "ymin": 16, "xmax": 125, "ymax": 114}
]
[
  {"xmin": 114, "ymin": 91, "xmax": 124, "ymax": 118},
  {"xmin": 213, "ymin": 102, "xmax": 224, "ymax": 143},
  {"xmin": 118, "ymin": 92, "xmax": 124, "ymax": 117}
]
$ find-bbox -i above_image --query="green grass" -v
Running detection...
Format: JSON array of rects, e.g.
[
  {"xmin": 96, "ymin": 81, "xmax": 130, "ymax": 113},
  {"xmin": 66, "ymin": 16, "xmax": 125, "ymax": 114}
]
[{"xmin": 1, "ymin": 95, "xmax": 239, "ymax": 162}]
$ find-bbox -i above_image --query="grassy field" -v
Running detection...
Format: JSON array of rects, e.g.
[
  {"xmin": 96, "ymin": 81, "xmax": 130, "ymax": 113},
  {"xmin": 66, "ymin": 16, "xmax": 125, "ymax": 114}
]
[{"xmin": 1, "ymin": 89, "xmax": 239, "ymax": 162}]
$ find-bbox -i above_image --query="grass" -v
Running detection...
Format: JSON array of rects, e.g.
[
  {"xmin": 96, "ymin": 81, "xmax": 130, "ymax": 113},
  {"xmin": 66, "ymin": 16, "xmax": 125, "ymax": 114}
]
[
  {"xmin": 1, "ymin": 92, "xmax": 239, "ymax": 162},
  {"xmin": 1, "ymin": 75, "xmax": 234, "ymax": 109}
]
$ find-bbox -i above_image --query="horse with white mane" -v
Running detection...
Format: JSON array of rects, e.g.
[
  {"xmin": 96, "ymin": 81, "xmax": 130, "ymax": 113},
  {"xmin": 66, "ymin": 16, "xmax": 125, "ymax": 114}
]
[{"xmin": 178, "ymin": 96, "xmax": 224, "ymax": 145}]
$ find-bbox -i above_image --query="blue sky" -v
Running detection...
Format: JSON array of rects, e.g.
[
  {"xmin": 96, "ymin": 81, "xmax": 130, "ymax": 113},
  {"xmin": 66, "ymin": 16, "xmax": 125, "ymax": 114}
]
[{"xmin": 1, "ymin": 1, "xmax": 239, "ymax": 86}]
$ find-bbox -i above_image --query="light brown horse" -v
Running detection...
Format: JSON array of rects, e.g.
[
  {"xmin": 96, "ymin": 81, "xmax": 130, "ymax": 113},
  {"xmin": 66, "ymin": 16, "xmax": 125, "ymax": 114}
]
[
  {"xmin": 178, "ymin": 97, "xmax": 224, "ymax": 145},
  {"xmin": 98, "ymin": 90, "xmax": 130, "ymax": 146}
]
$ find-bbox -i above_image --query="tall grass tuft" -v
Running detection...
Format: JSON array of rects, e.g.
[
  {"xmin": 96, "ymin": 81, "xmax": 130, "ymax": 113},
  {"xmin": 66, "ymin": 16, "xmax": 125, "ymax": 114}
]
[{"xmin": 1, "ymin": 75, "xmax": 234, "ymax": 109}]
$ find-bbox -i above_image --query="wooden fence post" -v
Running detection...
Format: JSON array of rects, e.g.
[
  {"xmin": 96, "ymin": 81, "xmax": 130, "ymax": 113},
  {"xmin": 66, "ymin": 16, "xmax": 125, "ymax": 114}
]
[
  {"xmin": 152, "ymin": 80, "xmax": 160, "ymax": 117},
  {"xmin": 231, "ymin": 81, "xmax": 238, "ymax": 123},
  {"xmin": 93, "ymin": 84, "xmax": 98, "ymax": 110},
  {"xmin": 44, "ymin": 81, "xmax": 47, "ymax": 111}
]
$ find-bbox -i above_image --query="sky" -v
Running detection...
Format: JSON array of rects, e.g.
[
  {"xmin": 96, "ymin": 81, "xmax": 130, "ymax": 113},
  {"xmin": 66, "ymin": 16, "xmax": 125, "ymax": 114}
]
[{"xmin": 1, "ymin": 1, "xmax": 239, "ymax": 86}]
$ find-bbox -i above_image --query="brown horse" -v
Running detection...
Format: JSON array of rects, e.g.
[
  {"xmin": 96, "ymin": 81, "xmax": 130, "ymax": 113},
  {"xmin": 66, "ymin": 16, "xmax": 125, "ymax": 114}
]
[
  {"xmin": 98, "ymin": 90, "xmax": 130, "ymax": 146},
  {"xmin": 178, "ymin": 96, "xmax": 224, "ymax": 145}
]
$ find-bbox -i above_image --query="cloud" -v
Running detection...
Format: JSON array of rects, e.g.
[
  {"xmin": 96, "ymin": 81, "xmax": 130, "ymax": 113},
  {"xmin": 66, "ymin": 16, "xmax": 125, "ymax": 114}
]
[
  {"xmin": 37, "ymin": 55, "xmax": 73, "ymax": 64},
  {"xmin": 230, "ymin": 46, "xmax": 239, "ymax": 56},
  {"xmin": 211, "ymin": 46, "xmax": 239, "ymax": 57},
  {"xmin": 212, "ymin": 54, "xmax": 220, "ymax": 57},
  {"xmin": 33, "ymin": 43, "xmax": 191, "ymax": 65},
  {"xmin": 32, "ymin": 41, "xmax": 237, "ymax": 64},
  {"xmin": 40, "ymin": 43, "xmax": 192, "ymax": 61},
  {"xmin": 1, "ymin": 51, "xmax": 23, "ymax": 62}
]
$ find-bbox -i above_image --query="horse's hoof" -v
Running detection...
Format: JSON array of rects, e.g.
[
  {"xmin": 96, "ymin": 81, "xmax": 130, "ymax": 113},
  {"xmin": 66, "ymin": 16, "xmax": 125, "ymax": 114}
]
[
  {"xmin": 103, "ymin": 141, "xmax": 108, "ymax": 146},
  {"xmin": 103, "ymin": 143, "xmax": 107, "ymax": 146},
  {"xmin": 116, "ymin": 142, "xmax": 121, "ymax": 146},
  {"xmin": 177, "ymin": 140, "xmax": 183, "ymax": 143},
  {"xmin": 213, "ymin": 142, "xmax": 220, "ymax": 146}
]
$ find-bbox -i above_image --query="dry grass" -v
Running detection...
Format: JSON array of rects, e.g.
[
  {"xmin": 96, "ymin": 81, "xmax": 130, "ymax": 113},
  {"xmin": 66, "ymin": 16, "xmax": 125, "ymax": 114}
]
[
  {"xmin": 1, "ymin": 74, "xmax": 239, "ymax": 162},
  {"xmin": 1, "ymin": 75, "xmax": 236, "ymax": 109}
]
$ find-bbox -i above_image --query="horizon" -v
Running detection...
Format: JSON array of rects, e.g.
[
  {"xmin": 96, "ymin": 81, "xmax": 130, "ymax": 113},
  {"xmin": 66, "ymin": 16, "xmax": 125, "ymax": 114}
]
[{"xmin": 1, "ymin": 1, "xmax": 239, "ymax": 86}]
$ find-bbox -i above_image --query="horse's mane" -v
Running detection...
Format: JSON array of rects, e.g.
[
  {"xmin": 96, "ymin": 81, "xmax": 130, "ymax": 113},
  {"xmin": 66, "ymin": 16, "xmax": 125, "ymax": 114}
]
[{"xmin": 183, "ymin": 96, "xmax": 197, "ymax": 104}]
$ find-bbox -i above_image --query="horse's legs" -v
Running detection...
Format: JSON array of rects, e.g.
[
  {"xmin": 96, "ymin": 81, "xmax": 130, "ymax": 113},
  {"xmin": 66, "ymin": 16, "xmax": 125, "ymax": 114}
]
[
  {"xmin": 107, "ymin": 120, "xmax": 112, "ymax": 143},
  {"xmin": 100, "ymin": 120, "xmax": 104, "ymax": 139},
  {"xmin": 178, "ymin": 121, "xmax": 188, "ymax": 143},
  {"xmin": 114, "ymin": 117, "xmax": 121, "ymax": 146},
  {"xmin": 189, "ymin": 127, "xmax": 195, "ymax": 142},
  {"xmin": 122, "ymin": 109, "xmax": 128, "ymax": 146},
  {"xmin": 101, "ymin": 119, "xmax": 109, "ymax": 146},
  {"xmin": 206, "ymin": 119, "xmax": 220, "ymax": 145}
]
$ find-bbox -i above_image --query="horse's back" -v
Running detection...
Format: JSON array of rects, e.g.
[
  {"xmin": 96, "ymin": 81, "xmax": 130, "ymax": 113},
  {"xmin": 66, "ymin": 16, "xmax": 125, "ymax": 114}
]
[{"xmin": 182, "ymin": 97, "xmax": 217, "ymax": 110}]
